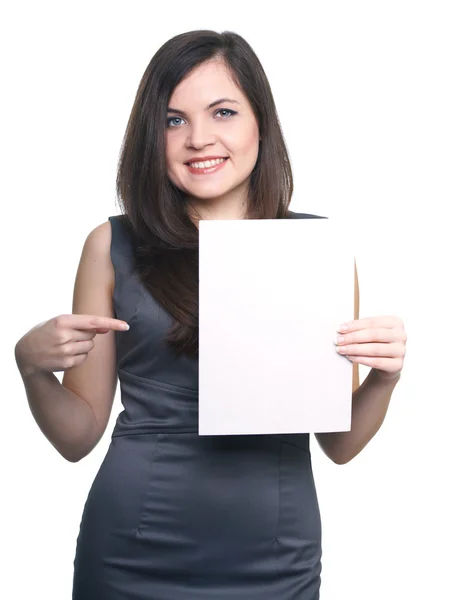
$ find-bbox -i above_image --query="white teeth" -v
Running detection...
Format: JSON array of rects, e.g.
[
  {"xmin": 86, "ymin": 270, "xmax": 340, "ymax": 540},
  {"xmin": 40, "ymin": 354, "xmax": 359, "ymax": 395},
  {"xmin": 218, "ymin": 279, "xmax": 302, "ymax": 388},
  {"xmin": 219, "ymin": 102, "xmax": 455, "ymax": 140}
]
[{"xmin": 189, "ymin": 158, "xmax": 226, "ymax": 169}]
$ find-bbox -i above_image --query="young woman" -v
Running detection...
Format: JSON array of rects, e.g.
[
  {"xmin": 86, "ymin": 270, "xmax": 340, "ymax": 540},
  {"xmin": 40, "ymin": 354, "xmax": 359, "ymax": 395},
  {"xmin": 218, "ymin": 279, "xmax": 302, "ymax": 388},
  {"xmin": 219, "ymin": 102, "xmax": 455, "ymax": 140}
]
[{"xmin": 14, "ymin": 30, "xmax": 407, "ymax": 600}]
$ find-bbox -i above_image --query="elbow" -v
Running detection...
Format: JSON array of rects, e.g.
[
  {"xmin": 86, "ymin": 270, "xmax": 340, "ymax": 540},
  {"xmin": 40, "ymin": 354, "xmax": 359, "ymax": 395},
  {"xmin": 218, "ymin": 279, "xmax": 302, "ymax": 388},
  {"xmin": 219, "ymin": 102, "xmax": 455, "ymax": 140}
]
[
  {"xmin": 331, "ymin": 448, "xmax": 362, "ymax": 465},
  {"xmin": 316, "ymin": 433, "xmax": 361, "ymax": 465},
  {"xmin": 64, "ymin": 453, "xmax": 85, "ymax": 463},
  {"xmin": 319, "ymin": 447, "xmax": 350, "ymax": 465},
  {"xmin": 328, "ymin": 449, "xmax": 356, "ymax": 465},
  {"xmin": 58, "ymin": 448, "xmax": 85, "ymax": 463},
  {"xmin": 56, "ymin": 425, "xmax": 101, "ymax": 463},
  {"xmin": 54, "ymin": 442, "xmax": 93, "ymax": 463},
  {"xmin": 320, "ymin": 444, "xmax": 353, "ymax": 465},
  {"xmin": 331, "ymin": 454, "xmax": 350, "ymax": 466},
  {"xmin": 62, "ymin": 445, "xmax": 95, "ymax": 462}
]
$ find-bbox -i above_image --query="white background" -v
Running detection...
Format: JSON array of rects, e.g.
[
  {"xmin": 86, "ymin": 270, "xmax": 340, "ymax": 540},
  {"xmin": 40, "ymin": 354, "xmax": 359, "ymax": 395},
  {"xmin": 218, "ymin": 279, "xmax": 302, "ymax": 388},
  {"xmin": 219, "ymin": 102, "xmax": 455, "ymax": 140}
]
[{"xmin": 2, "ymin": 1, "xmax": 455, "ymax": 598}]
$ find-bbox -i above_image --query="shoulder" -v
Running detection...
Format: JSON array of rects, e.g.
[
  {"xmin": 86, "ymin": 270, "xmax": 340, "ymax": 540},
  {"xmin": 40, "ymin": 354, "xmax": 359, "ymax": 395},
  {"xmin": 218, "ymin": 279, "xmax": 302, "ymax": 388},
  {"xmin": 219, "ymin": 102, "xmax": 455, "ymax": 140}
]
[
  {"xmin": 286, "ymin": 210, "xmax": 328, "ymax": 220},
  {"xmin": 87, "ymin": 219, "xmax": 113, "ymax": 241},
  {"xmin": 83, "ymin": 220, "xmax": 113, "ymax": 258},
  {"xmin": 79, "ymin": 220, "xmax": 115, "ymax": 293}
]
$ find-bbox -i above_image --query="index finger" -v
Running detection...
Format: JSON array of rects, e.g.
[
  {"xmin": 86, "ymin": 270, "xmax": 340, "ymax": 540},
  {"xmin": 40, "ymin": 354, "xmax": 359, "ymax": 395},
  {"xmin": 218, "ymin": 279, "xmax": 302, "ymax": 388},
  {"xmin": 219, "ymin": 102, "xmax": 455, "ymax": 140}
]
[{"xmin": 72, "ymin": 314, "xmax": 130, "ymax": 331}]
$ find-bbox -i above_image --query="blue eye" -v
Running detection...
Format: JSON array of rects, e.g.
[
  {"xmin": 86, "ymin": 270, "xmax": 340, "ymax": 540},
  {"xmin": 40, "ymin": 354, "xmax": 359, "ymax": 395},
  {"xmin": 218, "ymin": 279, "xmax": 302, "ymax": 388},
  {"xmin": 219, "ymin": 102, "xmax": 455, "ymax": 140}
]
[
  {"xmin": 215, "ymin": 109, "xmax": 237, "ymax": 118},
  {"xmin": 167, "ymin": 116, "xmax": 185, "ymax": 127},
  {"xmin": 166, "ymin": 109, "xmax": 237, "ymax": 127}
]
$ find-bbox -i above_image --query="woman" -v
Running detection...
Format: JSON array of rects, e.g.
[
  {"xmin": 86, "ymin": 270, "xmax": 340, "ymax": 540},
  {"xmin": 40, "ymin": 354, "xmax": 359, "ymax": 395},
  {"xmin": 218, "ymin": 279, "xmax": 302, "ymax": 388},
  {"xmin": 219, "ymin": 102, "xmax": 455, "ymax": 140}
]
[{"xmin": 14, "ymin": 30, "xmax": 407, "ymax": 599}]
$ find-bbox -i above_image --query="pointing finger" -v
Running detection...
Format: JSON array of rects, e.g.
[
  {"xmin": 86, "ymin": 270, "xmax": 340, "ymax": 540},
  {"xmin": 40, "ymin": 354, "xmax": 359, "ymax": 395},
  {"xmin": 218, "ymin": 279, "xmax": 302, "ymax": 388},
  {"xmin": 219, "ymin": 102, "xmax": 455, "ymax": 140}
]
[{"xmin": 67, "ymin": 314, "xmax": 130, "ymax": 332}]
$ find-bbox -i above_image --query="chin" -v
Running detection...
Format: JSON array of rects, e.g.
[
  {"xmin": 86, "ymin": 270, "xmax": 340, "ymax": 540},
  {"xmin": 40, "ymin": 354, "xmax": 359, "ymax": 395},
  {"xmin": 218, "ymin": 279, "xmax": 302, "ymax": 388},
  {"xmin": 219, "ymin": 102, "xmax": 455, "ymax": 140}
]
[{"xmin": 183, "ymin": 184, "xmax": 237, "ymax": 202}]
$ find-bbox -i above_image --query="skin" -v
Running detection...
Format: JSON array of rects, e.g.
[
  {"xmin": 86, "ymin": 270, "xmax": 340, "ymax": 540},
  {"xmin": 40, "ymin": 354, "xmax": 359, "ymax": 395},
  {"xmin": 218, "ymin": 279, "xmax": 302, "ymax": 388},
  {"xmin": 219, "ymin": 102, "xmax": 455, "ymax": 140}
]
[{"xmin": 165, "ymin": 58, "xmax": 260, "ymax": 222}]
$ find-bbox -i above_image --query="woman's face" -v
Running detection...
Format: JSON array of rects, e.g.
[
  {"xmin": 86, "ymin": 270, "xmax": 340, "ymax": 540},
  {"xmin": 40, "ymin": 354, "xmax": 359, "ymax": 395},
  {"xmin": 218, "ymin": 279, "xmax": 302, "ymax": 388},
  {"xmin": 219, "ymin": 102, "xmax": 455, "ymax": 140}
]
[{"xmin": 165, "ymin": 59, "xmax": 260, "ymax": 211}]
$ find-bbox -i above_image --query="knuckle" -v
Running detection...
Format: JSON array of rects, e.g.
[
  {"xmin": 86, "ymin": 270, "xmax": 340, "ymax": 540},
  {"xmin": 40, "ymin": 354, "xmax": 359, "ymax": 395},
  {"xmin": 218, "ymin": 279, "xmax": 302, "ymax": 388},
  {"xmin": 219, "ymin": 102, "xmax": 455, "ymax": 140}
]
[
  {"xmin": 54, "ymin": 314, "xmax": 69, "ymax": 328},
  {"xmin": 70, "ymin": 344, "xmax": 79, "ymax": 356},
  {"xmin": 62, "ymin": 356, "xmax": 75, "ymax": 369},
  {"xmin": 75, "ymin": 354, "xmax": 87, "ymax": 366},
  {"xmin": 57, "ymin": 333, "xmax": 71, "ymax": 345},
  {"xmin": 61, "ymin": 344, "xmax": 73, "ymax": 357}
]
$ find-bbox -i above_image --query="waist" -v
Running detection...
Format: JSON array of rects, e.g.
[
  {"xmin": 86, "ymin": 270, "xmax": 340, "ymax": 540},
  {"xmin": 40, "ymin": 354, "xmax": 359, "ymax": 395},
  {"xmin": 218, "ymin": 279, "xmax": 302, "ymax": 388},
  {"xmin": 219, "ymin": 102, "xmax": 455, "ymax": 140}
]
[
  {"xmin": 111, "ymin": 426, "xmax": 310, "ymax": 451},
  {"xmin": 112, "ymin": 424, "xmax": 198, "ymax": 437},
  {"xmin": 102, "ymin": 431, "xmax": 318, "ymax": 552}
]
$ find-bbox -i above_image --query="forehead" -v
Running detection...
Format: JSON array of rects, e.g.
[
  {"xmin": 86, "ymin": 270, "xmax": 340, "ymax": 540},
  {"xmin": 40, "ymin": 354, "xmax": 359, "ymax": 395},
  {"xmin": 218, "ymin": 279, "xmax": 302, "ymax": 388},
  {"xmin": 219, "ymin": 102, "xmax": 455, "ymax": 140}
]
[{"xmin": 169, "ymin": 60, "xmax": 244, "ymax": 106}]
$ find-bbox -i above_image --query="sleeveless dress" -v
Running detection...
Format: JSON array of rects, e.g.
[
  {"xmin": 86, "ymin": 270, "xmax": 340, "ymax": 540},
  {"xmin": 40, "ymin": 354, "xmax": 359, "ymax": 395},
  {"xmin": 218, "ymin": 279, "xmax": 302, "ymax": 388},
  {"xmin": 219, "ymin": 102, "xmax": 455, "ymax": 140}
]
[{"xmin": 72, "ymin": 211, "xmax": 325, "ymax": 599}]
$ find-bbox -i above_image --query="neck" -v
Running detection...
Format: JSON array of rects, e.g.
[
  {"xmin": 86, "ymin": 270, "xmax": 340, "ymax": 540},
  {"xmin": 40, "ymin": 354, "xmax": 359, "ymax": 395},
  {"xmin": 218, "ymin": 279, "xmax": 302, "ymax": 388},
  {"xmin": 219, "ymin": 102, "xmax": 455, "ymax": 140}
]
[{"xmin": 186, "ymin": 192, "xmax": 248, "ymax": 225}]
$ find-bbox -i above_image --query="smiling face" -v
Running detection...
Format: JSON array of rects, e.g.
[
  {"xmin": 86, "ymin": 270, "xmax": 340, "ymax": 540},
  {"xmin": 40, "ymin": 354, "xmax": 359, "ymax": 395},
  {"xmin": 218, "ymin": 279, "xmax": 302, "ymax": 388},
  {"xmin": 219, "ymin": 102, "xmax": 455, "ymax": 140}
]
[{"xmin": 165, "ymin": 59, "xmax": 260, "ymax": 218}]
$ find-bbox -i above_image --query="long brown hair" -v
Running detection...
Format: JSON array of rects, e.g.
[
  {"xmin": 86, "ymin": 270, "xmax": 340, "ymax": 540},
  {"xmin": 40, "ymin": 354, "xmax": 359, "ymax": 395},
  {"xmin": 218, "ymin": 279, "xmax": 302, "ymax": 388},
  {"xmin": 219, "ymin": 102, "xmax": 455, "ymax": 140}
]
[{"xmin": 116, "ymin": 30, "xmax": 293, "ymax": 357}]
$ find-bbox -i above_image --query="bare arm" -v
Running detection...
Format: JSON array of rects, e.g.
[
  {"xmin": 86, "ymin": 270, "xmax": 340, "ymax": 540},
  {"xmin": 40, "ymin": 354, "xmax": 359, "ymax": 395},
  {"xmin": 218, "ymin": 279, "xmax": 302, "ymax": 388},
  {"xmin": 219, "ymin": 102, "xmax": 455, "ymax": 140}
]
[
  {"xmin": 315, "ymin": 368, "xmax": 400, "ymax": 465},
  {"xmin": 15, "ymin": 222, "xmax": 123, "ymax": 462},
  {"xmin": 14, "ymin": 363, "xmax": 101, "ymax": 462}
]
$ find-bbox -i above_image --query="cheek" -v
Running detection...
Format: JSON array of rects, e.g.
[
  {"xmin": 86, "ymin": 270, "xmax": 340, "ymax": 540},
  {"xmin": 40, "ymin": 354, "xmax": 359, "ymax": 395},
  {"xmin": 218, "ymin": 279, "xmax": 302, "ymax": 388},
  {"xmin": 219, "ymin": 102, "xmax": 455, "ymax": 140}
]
[
  {"xmin": 165, "ymin": 130, "xmax": 182, "ymax": 159},
  {"xmin": 165, "ymin": 137, "xmax": 181, "ymax": 179},
  {"xmin": 237, "ymin": 123, "xmax": 260, "ymax": 159}
]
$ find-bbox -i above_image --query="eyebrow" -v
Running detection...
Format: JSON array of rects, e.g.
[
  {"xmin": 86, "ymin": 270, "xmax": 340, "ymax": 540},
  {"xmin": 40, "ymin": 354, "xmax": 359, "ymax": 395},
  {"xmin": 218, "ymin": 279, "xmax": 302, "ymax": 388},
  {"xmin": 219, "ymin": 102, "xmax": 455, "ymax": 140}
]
[{"xmin": 167, "ymin": 98, "xmax": 240, "ymax": 116}]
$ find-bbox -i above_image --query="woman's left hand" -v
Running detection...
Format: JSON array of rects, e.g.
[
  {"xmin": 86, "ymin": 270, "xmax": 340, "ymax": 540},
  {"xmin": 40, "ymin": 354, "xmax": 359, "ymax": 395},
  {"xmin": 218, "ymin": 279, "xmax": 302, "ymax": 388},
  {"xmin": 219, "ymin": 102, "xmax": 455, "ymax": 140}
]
[{"xmin": 335, "ymin": 316, "xmax": 407, "ymax": 380}]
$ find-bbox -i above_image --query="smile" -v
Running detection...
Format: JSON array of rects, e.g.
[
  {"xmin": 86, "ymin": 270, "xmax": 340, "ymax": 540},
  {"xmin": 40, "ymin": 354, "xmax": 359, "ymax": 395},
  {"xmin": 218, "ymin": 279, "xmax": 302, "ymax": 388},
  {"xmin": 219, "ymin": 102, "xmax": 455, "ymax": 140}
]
[{"xmin": 185, "ymin": 157, "xmax": 228, "ymax": 175}]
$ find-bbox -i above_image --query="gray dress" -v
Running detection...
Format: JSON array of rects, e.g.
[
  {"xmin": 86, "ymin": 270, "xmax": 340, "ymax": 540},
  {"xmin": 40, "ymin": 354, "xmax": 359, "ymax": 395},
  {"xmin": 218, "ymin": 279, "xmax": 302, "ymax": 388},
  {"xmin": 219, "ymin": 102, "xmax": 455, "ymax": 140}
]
[{"xmin": 72, "ymin": 211, "xmax": 324, "ymax": 599}]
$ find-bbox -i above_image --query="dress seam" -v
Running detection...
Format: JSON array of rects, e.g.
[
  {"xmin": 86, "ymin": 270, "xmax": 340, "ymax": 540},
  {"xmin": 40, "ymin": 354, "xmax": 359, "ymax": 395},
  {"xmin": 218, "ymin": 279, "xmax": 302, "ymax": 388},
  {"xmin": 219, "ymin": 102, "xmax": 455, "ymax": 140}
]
[
  {"xmin": 112, "ymin": 429, "xmax": 198, "ymax": 437},
  {"xmin": 274, "ymin": 441, "xmax": 283, "ymax": 543}
]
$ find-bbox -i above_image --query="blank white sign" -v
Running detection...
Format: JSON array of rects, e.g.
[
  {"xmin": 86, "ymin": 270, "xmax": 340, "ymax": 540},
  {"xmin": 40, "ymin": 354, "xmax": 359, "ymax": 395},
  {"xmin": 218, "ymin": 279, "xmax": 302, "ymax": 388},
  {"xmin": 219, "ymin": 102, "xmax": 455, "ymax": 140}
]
[{"xmin": 198, "ymin": 218, "xmax": 354, "ymax": 435}]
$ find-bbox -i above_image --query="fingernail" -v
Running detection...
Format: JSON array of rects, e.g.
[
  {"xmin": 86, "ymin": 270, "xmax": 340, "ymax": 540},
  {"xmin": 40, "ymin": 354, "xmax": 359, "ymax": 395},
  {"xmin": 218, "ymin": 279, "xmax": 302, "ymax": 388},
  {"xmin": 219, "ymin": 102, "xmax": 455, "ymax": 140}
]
[
  {"xmin": 122, "ymin": 323, "xmax": 130, "ymax": 330},
  {"xmin": 339, "ymin": 324, "xmax": 349, "ymax": 332}
]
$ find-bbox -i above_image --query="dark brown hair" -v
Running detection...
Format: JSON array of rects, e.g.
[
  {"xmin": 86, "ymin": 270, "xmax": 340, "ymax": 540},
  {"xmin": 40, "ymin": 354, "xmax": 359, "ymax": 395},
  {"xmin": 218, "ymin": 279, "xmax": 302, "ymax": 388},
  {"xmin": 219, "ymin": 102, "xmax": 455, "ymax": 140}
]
[{"xmin": 116, "ymin": 30, "xmax": 293, "ymax": 357}]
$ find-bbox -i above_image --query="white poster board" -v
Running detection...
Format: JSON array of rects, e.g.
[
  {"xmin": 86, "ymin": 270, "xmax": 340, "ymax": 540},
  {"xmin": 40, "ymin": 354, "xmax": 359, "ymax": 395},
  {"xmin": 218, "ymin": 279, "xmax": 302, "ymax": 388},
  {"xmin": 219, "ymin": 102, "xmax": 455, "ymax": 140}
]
[{"xmin": 199, "ymin": 218, "xmax": 354, "ymax": 435}]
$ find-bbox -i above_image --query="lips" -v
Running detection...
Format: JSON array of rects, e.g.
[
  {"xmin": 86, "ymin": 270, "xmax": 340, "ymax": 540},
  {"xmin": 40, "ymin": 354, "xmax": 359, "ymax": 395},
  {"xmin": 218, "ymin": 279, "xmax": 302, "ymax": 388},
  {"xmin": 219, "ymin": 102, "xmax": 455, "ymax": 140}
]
[
  {"xmin": 185, "ymin": 157, "xmax": 229, "ymax": 175},
  {"xmin": 185, "ymin": 156, "xmax": 228, "ymax": 164}
]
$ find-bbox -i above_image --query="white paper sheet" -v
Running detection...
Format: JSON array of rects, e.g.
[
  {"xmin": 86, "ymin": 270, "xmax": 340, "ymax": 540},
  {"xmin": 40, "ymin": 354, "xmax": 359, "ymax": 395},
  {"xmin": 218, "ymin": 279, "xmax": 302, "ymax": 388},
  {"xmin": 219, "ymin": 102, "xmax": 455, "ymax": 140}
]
[{"xmin": 198, "ymin": 218, "xmax": 354, "ymax": 435}]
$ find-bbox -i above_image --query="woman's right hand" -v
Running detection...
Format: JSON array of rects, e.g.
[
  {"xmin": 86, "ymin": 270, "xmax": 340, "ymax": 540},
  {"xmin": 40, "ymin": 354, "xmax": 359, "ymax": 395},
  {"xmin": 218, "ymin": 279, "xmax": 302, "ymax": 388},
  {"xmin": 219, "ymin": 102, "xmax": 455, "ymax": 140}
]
[{"xmin": 14, "ymin": 314, "xmax": 130, "ymax": 376}]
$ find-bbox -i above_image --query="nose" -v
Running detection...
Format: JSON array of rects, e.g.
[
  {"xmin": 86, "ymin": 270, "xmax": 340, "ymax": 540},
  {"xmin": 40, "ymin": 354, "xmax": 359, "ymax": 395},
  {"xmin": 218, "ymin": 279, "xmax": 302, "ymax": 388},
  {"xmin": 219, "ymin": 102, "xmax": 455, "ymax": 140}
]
[{"xmin": 185, "ymin": 118, "xmax": 216, "ymax": 150}]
